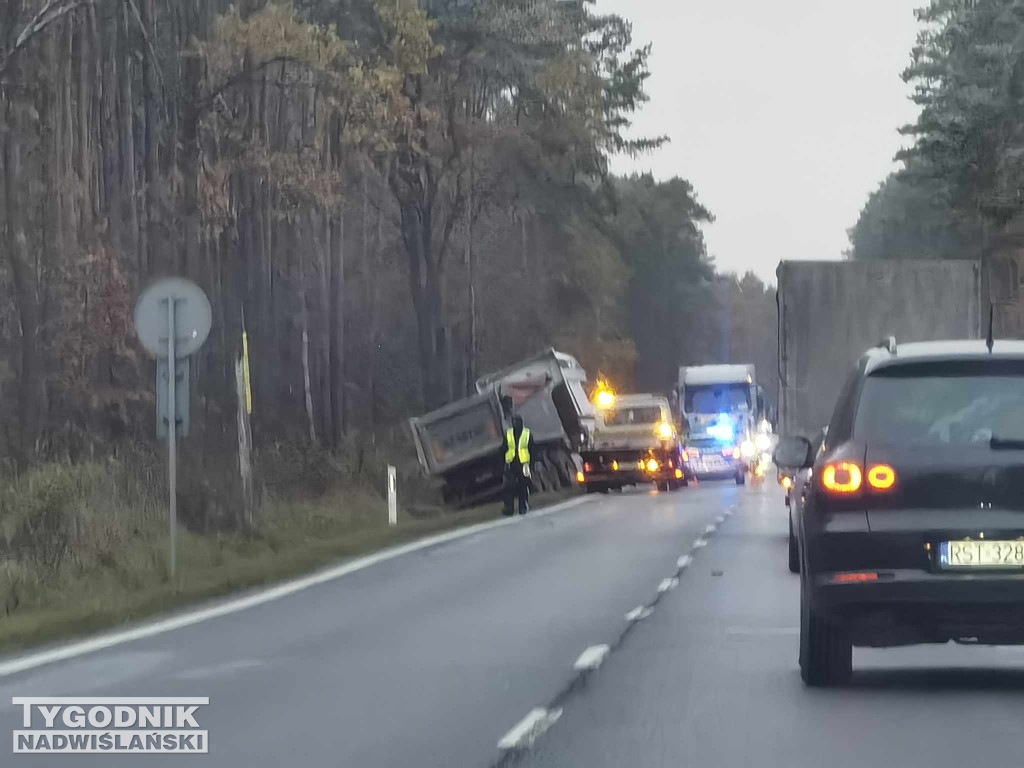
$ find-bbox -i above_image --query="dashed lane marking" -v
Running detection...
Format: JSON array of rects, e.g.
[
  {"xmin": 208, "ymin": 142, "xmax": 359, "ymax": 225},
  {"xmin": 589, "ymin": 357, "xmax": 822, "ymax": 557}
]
[
  {"xmin": 657, "ymin": 577, "xmax": 679, "ymax": 593},
  {"xmin": 573, "ymin": 644, "xmax": 611, "ymax": 671},
  {"xmin": 677, "ymin": 555, "xmax": 693, "ymax": 569},
  {"xmin": 625, "ymin": 606, "xmax": 653, "ymax": 622},
  {"xmin": 692, "ymin": 538, "xmax": 708, "ymax": 549},
  {"xmin": 497, "ymin": 707, "xmax": 563, "ymax": 750}
]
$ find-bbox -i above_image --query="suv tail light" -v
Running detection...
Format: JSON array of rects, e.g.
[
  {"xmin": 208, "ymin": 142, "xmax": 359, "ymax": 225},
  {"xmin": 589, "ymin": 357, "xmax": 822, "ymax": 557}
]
[
  {"xmin": 821, "ymin": 462, "xmax": 897, "ymax": 494},
  {"xmin": 867, "ymin": 464, "xmax": 896, "ymax": 490},
  {"xmin": 821, "ymin": 462, "xmax": 862, "ymax": 493}
]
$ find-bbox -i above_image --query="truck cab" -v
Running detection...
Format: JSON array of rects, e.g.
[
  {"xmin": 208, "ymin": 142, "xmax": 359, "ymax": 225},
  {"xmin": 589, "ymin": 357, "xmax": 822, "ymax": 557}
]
[
  {"xmin": 678, "ymin": 364, "xmax": 761, "ymax": 479},
  {"xmin": 578, "ymin": 394, "xmax": 685, "ymax": 493}
]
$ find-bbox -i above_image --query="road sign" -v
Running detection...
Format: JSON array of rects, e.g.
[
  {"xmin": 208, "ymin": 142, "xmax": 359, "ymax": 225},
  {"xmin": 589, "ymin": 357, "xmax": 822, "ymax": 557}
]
[
  {"xmin": 132, "ymin": 277, "xmax": 212, "ymax": 584},
  {"xmin": 133, "ymin": 277, "xmax": 212, "ymax": 358},
  {"xmin": 157, "ymin": 357, "xmax": 190, "ymax": 439}
]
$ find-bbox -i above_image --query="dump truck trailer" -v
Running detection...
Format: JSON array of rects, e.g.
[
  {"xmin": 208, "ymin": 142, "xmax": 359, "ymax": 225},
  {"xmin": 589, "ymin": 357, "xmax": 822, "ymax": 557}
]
[{"xmin": 410, "ymin": 348, "xmax": 593, "ymax": 506}]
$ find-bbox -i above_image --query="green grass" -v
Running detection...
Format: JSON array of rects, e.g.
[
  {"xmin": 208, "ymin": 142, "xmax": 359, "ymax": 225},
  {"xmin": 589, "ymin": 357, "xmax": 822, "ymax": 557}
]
[{"xmin": 0, "ymin": 459, "xmax": 575, "ymax": 653}]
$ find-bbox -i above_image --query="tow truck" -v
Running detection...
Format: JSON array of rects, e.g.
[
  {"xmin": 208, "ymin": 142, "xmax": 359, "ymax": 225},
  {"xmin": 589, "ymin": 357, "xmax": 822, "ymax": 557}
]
[{"xmin": 578, "ymin": 388, "xmax": 686, "ymax": 493}]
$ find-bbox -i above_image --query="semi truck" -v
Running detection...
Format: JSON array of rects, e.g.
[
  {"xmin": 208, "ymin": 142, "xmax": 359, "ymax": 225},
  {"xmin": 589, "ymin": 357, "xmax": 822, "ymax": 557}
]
[
  {"xmin": 578, "ymin": 393, "xmax": 685, "ymax": 493},
  {"xmin": 409, "ymin": 348, "xmax": 593, "ymax": 506},
  {"xmin": 776, "ymin": 260, "xmax": 982, "ymax": 440}
]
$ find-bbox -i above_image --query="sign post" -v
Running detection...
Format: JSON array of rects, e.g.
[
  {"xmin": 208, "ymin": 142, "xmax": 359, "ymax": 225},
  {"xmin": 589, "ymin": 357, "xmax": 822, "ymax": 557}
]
[
  {"xmin": 387, "ymin": 465, "xmax": 397, "ymax": 527},
  {"xmin": 134, "ymin": 278, "xmax": 212, "ymax": 584},
  {"xmin": 167, "ymin": 296, "xmax": 177, "ymax": 580}
]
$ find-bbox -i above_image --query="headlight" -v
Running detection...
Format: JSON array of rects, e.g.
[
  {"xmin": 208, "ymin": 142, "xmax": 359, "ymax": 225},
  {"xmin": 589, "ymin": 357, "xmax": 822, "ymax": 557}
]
[
  {"xmin": 781, "ymin": 475, "xmax": 793, "ymax": 489},
  {"xmin": 595, "ymin": 390, "xmax": 615, "ymax": 408},
  {"xmin": 756, "ymin": 433, "xmax": 771, "ymax": 452},
  {"xmin": 657, "ymin": 422, "xmax": 674, "ymax": 439},
  {"xmin": 646, "ymin": 458, "xmax": 660, "ymax": 472},
  {"xmin": 741, "ymin": 440, "xmax": 755, "ymax": 458}
]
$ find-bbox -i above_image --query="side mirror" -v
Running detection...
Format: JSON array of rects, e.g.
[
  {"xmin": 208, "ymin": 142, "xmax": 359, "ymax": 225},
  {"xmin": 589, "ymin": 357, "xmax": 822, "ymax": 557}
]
[{"xmin": 774, "ymin": 436, "xmax": 814, "ymax": 469}]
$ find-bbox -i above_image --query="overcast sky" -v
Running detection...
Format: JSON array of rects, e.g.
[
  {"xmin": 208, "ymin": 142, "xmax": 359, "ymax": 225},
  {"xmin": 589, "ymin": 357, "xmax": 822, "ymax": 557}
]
[{"xmin": 598, "ymin": 0, "xmax": 923, "ymax": 284}]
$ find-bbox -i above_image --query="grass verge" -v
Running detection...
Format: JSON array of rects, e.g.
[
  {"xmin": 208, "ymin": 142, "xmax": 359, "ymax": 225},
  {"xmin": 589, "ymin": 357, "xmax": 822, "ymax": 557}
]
[{"xmin": 0, "ymin": 459, "xmax": 576, "ymax": 653}]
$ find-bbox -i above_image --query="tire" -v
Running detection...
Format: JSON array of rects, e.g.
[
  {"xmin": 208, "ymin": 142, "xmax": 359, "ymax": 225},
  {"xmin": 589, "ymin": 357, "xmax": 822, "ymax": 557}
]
[
  {"xmin": 788, "ymin": 514, "xmax": 800, "ymax": 574},
  {"xmin": 799, "ymin": 576, "xmax": 852, "ymax": 687},
  {"xmin": 550, "ymin": 450, "xmax": 572, "ymax": 488},
  {"xmin": 657, "ymin": 481, "xmax": 669, "ymax": 492},
  {"xmin": 532, "ymin": 461, "xmax": 551, "ymax": 493},
  {"xmin": 735, "ymin": 471, "xmax": 746, "ymax": 486}
]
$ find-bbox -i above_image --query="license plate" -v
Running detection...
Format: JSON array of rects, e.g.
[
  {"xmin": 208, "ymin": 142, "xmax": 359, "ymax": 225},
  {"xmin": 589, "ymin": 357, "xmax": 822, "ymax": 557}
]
[{"xmin": 940, "ymin": 540, "xmax": 1024, "ymax": 569}]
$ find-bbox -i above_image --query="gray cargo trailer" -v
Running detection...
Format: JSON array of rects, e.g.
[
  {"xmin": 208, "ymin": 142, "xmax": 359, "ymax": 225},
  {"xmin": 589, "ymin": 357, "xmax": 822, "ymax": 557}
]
[{"xmin": 776, "ymin": 260, "xmax": 982, "ymax": 440}]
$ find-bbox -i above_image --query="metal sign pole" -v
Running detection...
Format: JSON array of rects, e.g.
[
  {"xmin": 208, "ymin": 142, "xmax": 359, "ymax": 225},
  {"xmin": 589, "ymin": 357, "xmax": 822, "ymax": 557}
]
[{"xmin": 167, "ymin": 297, "xmax": 177, "ymax": 582}]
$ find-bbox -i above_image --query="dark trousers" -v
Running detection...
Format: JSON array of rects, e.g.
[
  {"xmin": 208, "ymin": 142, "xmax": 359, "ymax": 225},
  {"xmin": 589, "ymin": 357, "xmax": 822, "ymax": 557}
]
[{"xmin": 503, "ymin": 465, "xmax": 530, "ymax": 515}]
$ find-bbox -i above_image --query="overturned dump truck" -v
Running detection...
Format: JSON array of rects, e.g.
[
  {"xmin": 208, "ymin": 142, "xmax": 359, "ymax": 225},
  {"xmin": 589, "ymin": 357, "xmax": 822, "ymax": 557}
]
[{"xmin": 409, "ymin": 348, "xmax": 593, "ymax": 507}]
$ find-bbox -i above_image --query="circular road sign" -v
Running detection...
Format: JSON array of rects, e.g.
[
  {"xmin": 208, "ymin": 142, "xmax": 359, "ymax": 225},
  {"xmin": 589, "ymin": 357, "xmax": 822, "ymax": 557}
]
[{"xmin": 133, "ymin": 277, "xmax": 212, "ymax": 358}]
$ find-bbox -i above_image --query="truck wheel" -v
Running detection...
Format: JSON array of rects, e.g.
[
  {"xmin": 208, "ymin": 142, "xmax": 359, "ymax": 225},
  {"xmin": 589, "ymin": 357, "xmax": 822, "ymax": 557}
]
[
  {"xmin": 657, "ymin": 481, "xmax": 669, "ymax": 492},
  {"xmin": 735, "ymin": 471, "xmax": 746, "ymax": 486}
]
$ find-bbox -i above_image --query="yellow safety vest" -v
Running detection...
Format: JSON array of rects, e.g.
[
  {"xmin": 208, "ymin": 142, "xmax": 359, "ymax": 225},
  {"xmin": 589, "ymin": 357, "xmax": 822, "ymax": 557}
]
[{"xmin": 505, "ymin": 427, "xmax": 531, "ymax": 465}]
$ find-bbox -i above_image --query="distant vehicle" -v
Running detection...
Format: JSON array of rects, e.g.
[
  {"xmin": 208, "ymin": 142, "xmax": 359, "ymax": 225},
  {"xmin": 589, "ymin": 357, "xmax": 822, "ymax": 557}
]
[
  {"xmin": 677, "ymin": 363, "xmax": 767, "ymax": 478},
  {"xmin": 578, "ymin": 393, "xmax": 685, "ymax": 493},
  {"xmin": 409, "ymin": 348, "xmax": 593, "ymax": 506},
  {"xmin": 776, "ymin": 338, "xmax": 1024, "ymax": 687},
  {"xmin": 682, "ymin": 435, "xmax": 746, "ymax": 484}
]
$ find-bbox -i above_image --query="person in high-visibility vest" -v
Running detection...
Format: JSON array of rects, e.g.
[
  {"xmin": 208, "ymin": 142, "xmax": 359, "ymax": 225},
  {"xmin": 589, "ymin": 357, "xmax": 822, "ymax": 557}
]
[{"xmin": 503, "ymin": 414, "xmax": 535, "ymax": 516}]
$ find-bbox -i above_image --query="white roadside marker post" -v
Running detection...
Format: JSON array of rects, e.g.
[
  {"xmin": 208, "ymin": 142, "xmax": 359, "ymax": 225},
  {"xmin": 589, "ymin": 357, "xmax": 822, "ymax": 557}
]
[{"xmin": 387, "ymin": 465, "xmax": 397, "ymax": 526}]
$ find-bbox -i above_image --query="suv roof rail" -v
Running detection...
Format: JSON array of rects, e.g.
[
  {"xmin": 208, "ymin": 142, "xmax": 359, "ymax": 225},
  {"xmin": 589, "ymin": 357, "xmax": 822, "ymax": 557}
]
[{"xmin": 876, "ymin": 336, "xmax": 897, "ymax": 355}]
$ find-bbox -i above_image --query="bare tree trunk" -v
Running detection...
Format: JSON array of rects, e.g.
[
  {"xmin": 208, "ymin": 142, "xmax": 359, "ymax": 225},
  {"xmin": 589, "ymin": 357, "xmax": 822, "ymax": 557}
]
[
  {"xmin": 316, "ymin": 208, "xmax": 333, "ymax": 443},
  {"xmin": 298, "ymin": 241, "xmax": 316, "ymax": 443},
  {"xmin": 5, "ymin": 97, "xmax": 41, "ymax": 467},
  {"xmin": 75, "ymin": 9, "xmax": 93, "ymax": 232},
  {"xmin": 141, "ymin": 0, "xmax": 160, "ymax": 274},
  {"xmin": 329, "ymin": 210, "xmax": 344, "ymax": 445},
  {"xmin": 118, "ymin": 0, "xmax": 140, "ymax": 275}
]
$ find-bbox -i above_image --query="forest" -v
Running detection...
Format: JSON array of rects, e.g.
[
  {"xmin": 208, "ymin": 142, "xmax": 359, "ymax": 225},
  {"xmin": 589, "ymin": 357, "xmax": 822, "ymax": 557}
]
[{"xmin": 848, "ymin": 0, "xmax": 1024, "ymax": 263}]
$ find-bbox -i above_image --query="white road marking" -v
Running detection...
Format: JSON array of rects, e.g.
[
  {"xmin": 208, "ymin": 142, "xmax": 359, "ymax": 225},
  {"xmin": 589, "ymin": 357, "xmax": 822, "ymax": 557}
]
[
  {"xmin": 677, "ymin": 555, "xmax": 692, "ymax": 569},
  {"xmin": 497, "ymin": 707, "xmax": 563, "ymax": 750},
  {"xmin": 657, "ymin": 578, "xmax": 679, "ymax": 593},
  {"xmin": 704, "ymin": 524, "xmax": 717, "ymax": 534},
  {"xmin": 692, "ymin": 538, "xmax": 708, "ymax": 549},
  {"xmin": 625, "ymin": 606, "xmax": 652, "ymax": 622},
  {"xmin": 0, "ymin": 496, "xmax": 595, "ymax": 679},
  {"xmin": 715, "ymin": 515, "xmax": 727, "ymax": 524},
  {"xmin": 573, "ymin": 644, "xmax": 610, "ymax": 671}
]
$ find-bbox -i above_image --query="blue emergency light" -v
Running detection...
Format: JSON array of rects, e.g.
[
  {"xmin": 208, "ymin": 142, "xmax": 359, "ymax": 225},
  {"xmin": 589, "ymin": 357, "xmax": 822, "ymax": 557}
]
[{"xmin": 707, "ymin": 415, "xmax": 735, "ymax": 443}]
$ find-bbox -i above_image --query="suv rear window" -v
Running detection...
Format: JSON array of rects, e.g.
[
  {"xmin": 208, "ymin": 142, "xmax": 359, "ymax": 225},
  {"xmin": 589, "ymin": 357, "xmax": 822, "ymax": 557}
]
[
  {"xmin": 603, "ymin": 407, "xmax": 662, "ymax": 426},
  {"xmin": 853, "ymin": 360, "xmax": 1024, "ymax": 446}
]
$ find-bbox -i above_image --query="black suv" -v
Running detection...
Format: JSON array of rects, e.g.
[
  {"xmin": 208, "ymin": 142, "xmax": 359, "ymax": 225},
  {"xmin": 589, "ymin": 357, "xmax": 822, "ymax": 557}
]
[{"xmin": 776, "ymin": 339, "xmax": 1024, "ymax": 686}]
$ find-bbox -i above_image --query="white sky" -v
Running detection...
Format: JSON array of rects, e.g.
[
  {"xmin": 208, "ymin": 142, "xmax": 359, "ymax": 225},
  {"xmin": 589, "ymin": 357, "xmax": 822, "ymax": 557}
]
[{"xmin": 599, "ymin": 0, "xmax": 923, "ymax": 284}]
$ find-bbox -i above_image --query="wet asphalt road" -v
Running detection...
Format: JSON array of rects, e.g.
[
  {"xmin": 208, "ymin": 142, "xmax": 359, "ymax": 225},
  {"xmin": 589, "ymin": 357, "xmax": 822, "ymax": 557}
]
[{"xmin": 3, "ymin": 480, "xmax": 1024, "ymax": 767}]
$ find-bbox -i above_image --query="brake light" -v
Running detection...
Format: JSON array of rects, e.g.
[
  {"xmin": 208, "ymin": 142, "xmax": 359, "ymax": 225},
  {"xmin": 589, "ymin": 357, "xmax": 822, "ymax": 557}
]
[
  {"xmin": 583, "ymin": 462, "xmax": 592, "ymax": 472},
  {"xmin": 867, "ymin": 464, "xmax": 896, "ymax": 490},
  {"xmin": 821, "ymin": 462, "xmax": 862, "ymax": 493}
]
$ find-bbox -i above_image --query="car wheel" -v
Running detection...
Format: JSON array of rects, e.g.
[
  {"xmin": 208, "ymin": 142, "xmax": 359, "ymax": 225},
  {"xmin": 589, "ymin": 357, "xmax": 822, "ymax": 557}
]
[
  {"xmin": 799, "ymin": 576, "xmax": 852, "ymax": 687},
  {"xmin": 657, "ymin": 481, "xmax": 669, "ymax": 492},
  {"xmin": 788, "ymin": 514, "xmax": 800, "ymax": 574}
]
